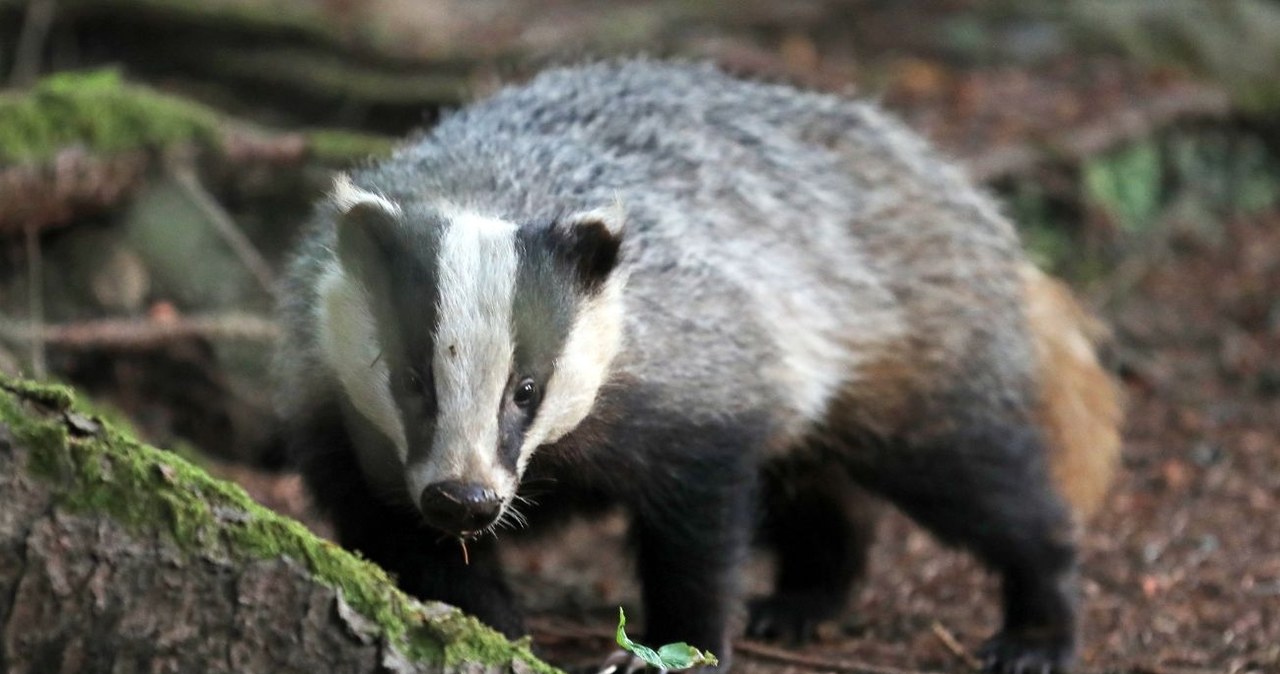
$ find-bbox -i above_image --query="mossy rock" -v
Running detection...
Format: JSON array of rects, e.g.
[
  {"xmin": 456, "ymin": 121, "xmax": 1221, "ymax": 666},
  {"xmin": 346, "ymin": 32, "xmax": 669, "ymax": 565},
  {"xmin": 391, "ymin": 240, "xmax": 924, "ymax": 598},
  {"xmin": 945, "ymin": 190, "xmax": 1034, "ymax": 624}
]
[{"xmin": 0, "ymin": 374, "xmax": 557, "ymax": 673}]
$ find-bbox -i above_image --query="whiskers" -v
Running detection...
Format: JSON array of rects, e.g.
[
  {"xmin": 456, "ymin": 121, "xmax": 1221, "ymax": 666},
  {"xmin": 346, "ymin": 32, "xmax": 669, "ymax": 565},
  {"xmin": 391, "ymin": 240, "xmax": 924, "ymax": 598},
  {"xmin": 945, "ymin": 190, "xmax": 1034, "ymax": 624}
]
[
  {"xmin": 487, "ymin": 498, "xmax": 531, "ymax": 536},
  {"xmin": 514, "ymin": 476, "xmax": 556, "ymax": 502},
  {"xmin": 512, "ymin": 492, "xmax": 540, "ymax": 509}
]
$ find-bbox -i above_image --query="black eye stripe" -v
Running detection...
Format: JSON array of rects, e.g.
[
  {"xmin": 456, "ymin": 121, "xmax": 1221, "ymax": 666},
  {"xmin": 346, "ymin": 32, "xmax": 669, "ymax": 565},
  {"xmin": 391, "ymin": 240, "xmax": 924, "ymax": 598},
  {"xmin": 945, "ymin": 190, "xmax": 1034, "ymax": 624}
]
[{"xmin": 403, "ymin": 367, "xmax": 435, "ymax": 399}]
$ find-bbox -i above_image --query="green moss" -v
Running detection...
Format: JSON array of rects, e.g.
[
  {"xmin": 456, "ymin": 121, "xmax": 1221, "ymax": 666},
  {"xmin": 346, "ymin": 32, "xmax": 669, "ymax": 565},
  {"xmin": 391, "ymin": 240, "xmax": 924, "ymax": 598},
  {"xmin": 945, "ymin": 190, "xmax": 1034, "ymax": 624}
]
[
  {"xmin": 0, "ymin": 69, "xmax": 225, "ymax": 165},
  {"xmin": 1083, "ymin": 141, "xmax": 1162, "ymax": 234},
  {"xmin": 0, "ymin": 374, "xmax": 559, "ymax": 674},
  {"xmin": 304, "ymin": 128, "xmax": 395, "ymax": 164},
  {"xmin": 0, "ymin": 377, "xmax": 75, "ymax": 410},
  {"xmin": 0, "ymin": 69, "xmax": 389, "ymax": 169}
]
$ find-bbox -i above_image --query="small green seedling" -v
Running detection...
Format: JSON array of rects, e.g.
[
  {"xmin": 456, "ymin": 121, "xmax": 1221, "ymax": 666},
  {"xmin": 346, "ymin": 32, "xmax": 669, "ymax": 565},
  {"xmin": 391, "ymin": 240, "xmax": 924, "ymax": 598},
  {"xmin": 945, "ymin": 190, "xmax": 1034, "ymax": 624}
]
[{"xmin": 615, "ymin": 608, "xmax": 719, "ymax": 671}]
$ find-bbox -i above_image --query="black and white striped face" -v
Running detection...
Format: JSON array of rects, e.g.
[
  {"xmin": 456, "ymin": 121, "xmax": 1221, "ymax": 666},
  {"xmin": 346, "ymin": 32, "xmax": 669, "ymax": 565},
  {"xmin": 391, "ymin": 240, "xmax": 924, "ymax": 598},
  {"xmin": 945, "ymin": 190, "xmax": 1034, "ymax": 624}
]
[{"xmin": 317, "ymin": 176, "xmax": 625, "ymax": 537}]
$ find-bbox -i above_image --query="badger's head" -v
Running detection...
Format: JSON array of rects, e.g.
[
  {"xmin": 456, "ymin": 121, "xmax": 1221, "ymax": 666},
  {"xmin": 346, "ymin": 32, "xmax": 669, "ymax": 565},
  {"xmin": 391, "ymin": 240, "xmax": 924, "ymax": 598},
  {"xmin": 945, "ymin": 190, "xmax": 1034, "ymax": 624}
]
[{"xmin": 317, "ymin": 174, "xmax": 626, "ymax": 537}]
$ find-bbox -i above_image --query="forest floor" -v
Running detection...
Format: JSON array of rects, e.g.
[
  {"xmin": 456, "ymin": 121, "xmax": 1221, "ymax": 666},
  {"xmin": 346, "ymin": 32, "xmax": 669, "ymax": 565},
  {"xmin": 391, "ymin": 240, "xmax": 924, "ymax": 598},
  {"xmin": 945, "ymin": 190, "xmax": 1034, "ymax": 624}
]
[{"xmin": 5, "ymin": 1, "xmax": 1277, "ymax": 672}]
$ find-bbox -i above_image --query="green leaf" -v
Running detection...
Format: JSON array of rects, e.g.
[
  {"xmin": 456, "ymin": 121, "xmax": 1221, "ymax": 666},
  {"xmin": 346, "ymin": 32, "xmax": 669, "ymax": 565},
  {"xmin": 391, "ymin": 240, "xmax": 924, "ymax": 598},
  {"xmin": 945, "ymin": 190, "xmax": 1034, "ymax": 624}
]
[
  {"xmin": 615, "ymin": 608, "xmax": 719, "ymax": 671},
  {"xmin": 1083, "ymin": 142, "xmax": 1162, "ymax": 233},
  {"xmin": 655, "ymin": 643, "xmax": 702, "ymax": 670}
]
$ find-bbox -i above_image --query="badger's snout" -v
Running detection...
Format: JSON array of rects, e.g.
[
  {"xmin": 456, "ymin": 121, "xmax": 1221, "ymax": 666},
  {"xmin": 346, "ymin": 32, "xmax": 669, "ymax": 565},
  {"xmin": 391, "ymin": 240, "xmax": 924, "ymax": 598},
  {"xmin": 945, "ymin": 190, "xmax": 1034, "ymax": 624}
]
[{"xmin": 418, "ymin": 480, "xmax": 502, "ymax": 535}]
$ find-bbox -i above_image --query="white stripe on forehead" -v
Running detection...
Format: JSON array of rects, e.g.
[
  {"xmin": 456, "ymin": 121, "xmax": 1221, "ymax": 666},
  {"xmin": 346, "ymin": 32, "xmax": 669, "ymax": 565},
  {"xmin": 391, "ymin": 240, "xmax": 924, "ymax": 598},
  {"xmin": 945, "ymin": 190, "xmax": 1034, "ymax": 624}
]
[{"xmin": 412, "ymin": 210, "xmax": 519, "ymax": 493}]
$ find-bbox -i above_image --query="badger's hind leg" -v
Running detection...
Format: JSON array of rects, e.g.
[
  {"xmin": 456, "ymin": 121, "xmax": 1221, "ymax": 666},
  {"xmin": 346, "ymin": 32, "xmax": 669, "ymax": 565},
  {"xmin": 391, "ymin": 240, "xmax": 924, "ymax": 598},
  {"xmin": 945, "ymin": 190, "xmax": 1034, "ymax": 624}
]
[
  {"xmin": 862, "ymin": 421, "xmax": 1078, "ymax": 674},
  {"xmin": 748, "ymin": 458, "xmax": 878, "ymax": 642}
]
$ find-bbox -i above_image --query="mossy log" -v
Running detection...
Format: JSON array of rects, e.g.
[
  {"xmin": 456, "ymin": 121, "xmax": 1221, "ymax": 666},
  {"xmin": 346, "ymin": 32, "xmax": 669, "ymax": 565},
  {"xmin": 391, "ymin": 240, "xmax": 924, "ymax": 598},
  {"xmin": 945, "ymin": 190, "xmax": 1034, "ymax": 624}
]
[
  {"xmin": 0, "ymin": 376, "xmax": 556, "ymax": 674},
  {"xmin": 0, "ymin": 69, "xmax": 393, "ymax": 236}
]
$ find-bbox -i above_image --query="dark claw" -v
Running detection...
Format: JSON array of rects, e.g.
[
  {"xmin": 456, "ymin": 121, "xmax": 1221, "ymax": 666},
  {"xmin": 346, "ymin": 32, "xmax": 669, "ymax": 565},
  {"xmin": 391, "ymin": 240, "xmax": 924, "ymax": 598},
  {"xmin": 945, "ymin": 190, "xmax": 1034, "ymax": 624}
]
[
  {"xmin": 977, "ymin": 630, "xmax": 1074, "ymax": 674},
  {"xmin": 745, "ymin": 594, "xmax": 834, "ymax": 644}
]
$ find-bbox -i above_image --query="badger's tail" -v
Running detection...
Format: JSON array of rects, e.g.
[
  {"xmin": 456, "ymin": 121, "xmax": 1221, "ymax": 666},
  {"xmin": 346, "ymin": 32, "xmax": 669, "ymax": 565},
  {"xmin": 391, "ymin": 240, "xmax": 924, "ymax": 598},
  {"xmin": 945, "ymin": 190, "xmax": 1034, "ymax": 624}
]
[{"xmin": 1022, "ymin": 265, "xmax": 1124, "ymax": 520}]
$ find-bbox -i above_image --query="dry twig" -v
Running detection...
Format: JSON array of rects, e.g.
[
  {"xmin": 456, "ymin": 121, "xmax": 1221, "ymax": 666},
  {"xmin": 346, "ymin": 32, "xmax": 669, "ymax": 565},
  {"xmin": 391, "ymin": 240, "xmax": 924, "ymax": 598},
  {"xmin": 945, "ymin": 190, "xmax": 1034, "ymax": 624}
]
[
  {"xmin": 527, "ymin": 619, "xmax": 614, "ymax": 644},
  {"xmin": 170, "ymin": 166, "xmax": 278, "ymax": 297},
  {"xmin": 0, "ymin": 313, "xmax": 279, "ymax": 352},
  {"xmin": 23, "ymin": 224, "xmax": 46, "ymax": 379},
  {"xmin": 929, "ymin": 621, "xmax": 981, "ymax": 671},
  {"xmin": 965, "ymin": 85, "xmax": 1231, "ymax": 182},
  {"xmin": 733, "ymin": 639, "xmax": 946, "ymax": 674}
]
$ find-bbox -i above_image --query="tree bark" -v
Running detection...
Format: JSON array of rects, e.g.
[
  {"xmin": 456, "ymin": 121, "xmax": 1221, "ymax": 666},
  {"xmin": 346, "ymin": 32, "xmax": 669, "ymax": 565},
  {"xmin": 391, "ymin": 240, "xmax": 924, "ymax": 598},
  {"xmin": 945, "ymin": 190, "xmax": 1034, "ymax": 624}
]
[{"xmin": 0, "ymin": 377, "xmax": 553, "ymax": 674}]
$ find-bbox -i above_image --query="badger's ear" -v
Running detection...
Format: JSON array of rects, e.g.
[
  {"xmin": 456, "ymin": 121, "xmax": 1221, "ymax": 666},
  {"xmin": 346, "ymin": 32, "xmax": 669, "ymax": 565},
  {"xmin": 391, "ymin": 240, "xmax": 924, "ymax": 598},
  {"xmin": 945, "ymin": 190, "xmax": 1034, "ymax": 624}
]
[
  {"xmin": 332, "ymin": 174, "xmax": 403, "ymax": 279},
  {"xmin": 555, "ymin": 206, "xmax": 624, "ymax": 290}
]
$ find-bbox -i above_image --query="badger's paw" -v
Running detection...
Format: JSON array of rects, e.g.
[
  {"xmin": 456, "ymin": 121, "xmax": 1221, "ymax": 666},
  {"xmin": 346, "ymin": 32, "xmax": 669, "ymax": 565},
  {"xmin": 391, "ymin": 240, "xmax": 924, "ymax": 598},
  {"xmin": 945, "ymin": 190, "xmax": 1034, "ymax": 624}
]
[
  {"xmin": 745, "ymin": 593, "xmax": 841, "ymax": 644},
  {"xmin": 977, "ymin": 630, "xmax": 1075, "ymax": 674}
]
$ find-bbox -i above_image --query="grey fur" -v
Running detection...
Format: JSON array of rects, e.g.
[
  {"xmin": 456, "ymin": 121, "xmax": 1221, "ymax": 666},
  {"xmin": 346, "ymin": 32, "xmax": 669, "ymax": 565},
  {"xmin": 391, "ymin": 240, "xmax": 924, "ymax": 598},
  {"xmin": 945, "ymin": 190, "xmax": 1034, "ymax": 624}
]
[
  {"xmin": 277, "ymin": 59, "xmax": 1033, "ymax": 454},
  {"xmin": 274, "ymin": 59, "xmax": 1063, "ymax": 667}
]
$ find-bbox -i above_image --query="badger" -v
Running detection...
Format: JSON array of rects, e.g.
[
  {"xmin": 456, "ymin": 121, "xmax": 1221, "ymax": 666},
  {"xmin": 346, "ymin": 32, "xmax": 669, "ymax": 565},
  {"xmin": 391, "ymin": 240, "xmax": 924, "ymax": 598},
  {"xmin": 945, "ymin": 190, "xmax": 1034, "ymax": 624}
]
[{"xmin": 274, "ymin": 60, "xmax": 1122, "ymax": 674}]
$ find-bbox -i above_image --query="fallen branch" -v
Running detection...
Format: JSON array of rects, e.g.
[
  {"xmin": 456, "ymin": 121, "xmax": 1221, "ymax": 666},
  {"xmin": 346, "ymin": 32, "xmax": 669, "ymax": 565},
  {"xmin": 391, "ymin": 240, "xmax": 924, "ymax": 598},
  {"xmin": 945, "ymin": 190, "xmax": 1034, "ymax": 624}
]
[
  {"xmin": 170, "ymin": 165, "xmax": 277, "ymax": 296},
  {"xmin": 965, "ymin": 84, "xmax": 1232, "ymax": 182},
  {"xmin": 0, "ymin": 312, "xmax": 279, "ymax": 351},
  {"xmin": 733, "ymin": 639, "xmax": 947, "ymax": 674},
  {"xmin": 0, "ymin": 70, "xmax": 392, "ymax": 236},
  {"xmin": 0, "ymin": 148, "xmax": 150, "ymax": 237},
  {"xmin": 929, "ymin": 621, "xmax": 981, "ymax": 671},
  {"xmin": 1131, "ymin": 665, "xmax": 1230, "ymax": 674}
]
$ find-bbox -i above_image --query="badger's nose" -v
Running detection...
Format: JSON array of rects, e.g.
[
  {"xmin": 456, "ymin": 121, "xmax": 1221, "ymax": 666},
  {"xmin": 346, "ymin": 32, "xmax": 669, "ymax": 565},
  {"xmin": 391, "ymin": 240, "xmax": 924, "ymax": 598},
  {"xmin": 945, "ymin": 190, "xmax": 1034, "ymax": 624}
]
[{"xmin": 418, "ymin": 481, "xmax": 501, "ymax": 534}]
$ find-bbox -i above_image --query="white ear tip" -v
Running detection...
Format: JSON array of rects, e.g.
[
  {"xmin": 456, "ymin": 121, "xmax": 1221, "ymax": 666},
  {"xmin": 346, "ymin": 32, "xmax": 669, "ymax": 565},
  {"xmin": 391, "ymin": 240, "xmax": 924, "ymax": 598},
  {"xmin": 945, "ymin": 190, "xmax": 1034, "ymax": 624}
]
[
  {"xmin": 331, "ymin": 173, "xmax": 402, "ymax": 217},
  {"xmin": 330, "ymin": 173, "xmax": 356, "ymax": 206},
  {"xmin": 568, "ymin": 204, "xmax": 625, "ymax": 236}
]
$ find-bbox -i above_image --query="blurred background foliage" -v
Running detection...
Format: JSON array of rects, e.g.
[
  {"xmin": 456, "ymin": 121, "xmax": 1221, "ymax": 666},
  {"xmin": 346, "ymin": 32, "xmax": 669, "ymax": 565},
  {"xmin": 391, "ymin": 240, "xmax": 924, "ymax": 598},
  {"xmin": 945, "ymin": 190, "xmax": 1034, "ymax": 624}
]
[{"xmin": 1, "ymin": 3, "xmax": 1279, "ymax": 672}]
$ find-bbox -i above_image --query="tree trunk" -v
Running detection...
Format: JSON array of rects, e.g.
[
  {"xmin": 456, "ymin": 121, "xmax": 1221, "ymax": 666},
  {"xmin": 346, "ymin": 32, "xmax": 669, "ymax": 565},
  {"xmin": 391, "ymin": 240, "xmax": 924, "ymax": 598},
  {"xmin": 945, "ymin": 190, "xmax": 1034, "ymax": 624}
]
[{"xmin": 0, "ymin": 376, "xmax": 554, "ymax": 674}]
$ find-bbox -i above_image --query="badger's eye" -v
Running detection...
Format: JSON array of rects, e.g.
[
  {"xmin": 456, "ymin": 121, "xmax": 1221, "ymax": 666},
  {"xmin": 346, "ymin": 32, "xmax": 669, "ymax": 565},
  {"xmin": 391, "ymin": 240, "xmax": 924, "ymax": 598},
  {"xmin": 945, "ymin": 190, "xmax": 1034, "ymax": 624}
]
[
  {"xmin": 405, "ymin": 368, "xmax": 429, "ymax": 396},
  {"xmin": 512, "ymin": 377, "xmax": 538, "ymax": 409}
]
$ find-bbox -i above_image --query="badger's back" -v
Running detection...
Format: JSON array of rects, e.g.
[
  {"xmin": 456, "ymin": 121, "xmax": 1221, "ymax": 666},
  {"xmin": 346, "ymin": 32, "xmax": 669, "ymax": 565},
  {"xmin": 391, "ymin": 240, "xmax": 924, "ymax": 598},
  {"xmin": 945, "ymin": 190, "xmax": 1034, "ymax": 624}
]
[
  {"xmin": 384, "ymin": 62, "xmax": 1025, "ymax": 433},
  {"xmin": 277, "ymin": 60, "xmax": 1115, "ymax": 513}
]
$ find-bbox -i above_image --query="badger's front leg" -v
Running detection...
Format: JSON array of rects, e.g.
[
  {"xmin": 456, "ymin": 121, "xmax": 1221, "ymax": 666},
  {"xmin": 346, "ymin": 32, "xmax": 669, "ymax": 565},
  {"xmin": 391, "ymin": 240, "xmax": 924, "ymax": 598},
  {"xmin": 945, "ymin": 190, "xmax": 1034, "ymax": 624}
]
[{"xmin": 621, "ymin": 423, "xmax": 761, "ymax": 671}]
